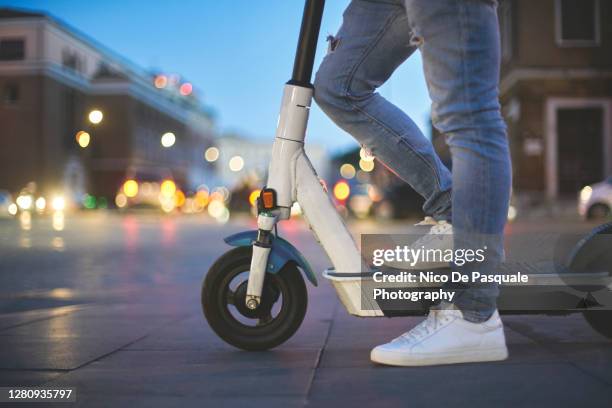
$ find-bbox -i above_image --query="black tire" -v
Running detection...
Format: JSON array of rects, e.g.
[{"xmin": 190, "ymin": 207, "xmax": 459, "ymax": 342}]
[
  {"xmin": 201, "ymin": 246, "xmax": 307, "ymax": 351},
  {"xmin": 584, "ymin": 311, "xmax": 612, "ymax": 340},
  {"xmin": 565, "ymin": 222, "xmax": 612, "ymax": 292},
  {"xmin": 587, "ymin": 204, "xmax": 611, "ymax": 220}
]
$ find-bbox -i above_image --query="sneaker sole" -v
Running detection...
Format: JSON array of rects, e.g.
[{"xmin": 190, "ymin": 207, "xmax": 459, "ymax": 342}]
[{"xmin": 370, "ymin": 346, "xmax": 509, "ymax": 367}]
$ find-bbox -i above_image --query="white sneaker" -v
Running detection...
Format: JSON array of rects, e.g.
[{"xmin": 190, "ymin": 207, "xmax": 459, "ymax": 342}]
[
  {"xmin": 387, "ymin": 217, "xmax": 453, "ymax": 270},
  {"xmin": 370, "ymin": 305, "xmax": 508, "ymax": 366}
]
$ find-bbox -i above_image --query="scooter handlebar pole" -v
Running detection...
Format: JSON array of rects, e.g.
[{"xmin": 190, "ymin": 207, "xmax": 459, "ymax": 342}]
[{"xmin": 289, "ymin": 0, "xmax": 325, "ymax": 87}]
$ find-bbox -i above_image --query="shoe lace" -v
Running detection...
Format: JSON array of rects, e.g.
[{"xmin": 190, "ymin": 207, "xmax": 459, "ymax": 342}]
[
  {"xmin": 413, "ymin": 221, "xmax": 452, "ymax": 246},
  {"xmin": 400, "ymin": 309, "xmax": 454, "ymax": 343}
]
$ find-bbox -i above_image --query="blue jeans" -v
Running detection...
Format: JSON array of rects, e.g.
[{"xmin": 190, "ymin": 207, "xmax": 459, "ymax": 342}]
[{"xmin": 314, "ymin": 0, "xmax": 511, "ymax": 322}]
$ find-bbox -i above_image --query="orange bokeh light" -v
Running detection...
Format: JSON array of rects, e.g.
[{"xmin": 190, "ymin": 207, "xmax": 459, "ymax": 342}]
[
  {"xmin": 333, "ymin": 181, "xmax": 350, "ymax": 201},
  {"xmin": 249, "ymin": 189, "xmax": 261, "ymax": 207},
  {"xmin": 154, "ymin": 75, "xmax": 168, "ymax": 88}
]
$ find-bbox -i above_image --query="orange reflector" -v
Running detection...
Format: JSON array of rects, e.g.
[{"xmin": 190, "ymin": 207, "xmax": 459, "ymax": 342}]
[{"xmin": 262, "ymin": 191, "xmax": 275, "ymax": 209}]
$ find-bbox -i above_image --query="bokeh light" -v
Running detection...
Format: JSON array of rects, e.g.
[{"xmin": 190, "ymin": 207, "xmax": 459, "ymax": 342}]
[
  {"xmin": 161, "ymin": 132, "xmax": 176, "ymax": 148},
  {"xmin": 154, "ymin": 75, "xmax": 168, "ymax": 88},
  {"xmin": 208, "ymin": 200, "xmax": 225, "ymax": 218},
  {"xmin": 249, "ymin": 189, "xmax": 261, "ymax": 207},
  {"xmin": 82, "ymin": 194, "xmax": 96, "ymax": 209},
  {"xmin": 51, "ymin": 196, "xmax": 66, "ymax": 211},
  {"xmin": 339, "ymin": 163, "xmax": 356, "ymax": 179},
  {"xmin": 16, "ymin": 194, "xmax": 32, "ymax": 210},
  {"xmin": 194, "ymin": 189, "xmax": 210, "ymax": 210},
  {"xmin": 174, "ymin": 190, "xmax": 186, "ymax": 207},
  {"xmin": 160, "ymin": 180, "xmax": 176, "ymax": 198},
  {"xmin": 88, "ymin": 109, "xmax": 103, "ymax": 124},
  {"xmin": 123, "ymin": 179, "xmax": 139, "ymax": 198},
  {"xmin": 160, "ymin": 198, "xmax": 175, "ymax": 213},
  {"xmin": 229, "ymin": 155, "xmax": 244, "ymax": 172},
  {"xmin": 333, "ymin": 180, "xmax": 350, "ymax": 201},
  {"xmin": 35, "ymin": 197, "xmax": 46, "ymax": 211},
  {"xmin": 204, "ymin": 147, "xmax": 219, "ymax": 162},
  {"xmin": 179, "ymin": 83, "xmax": 193, "ymax": 96},
  {"xmin": 115, "ymin": 193, "xmax": 128, "ymax": 208},
  {"xmin": 359, "ymin": 159, "xmax": 375, "ymax": 172},
  {"xmin": 76, "ymin": 131, "xmax": 90, "ymax": 148}
]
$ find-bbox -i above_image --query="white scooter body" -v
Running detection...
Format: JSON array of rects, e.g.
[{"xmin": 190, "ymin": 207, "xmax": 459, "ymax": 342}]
[{"xmin": 246, "ymin": 84, "xmax": 383, "ymax": 317}]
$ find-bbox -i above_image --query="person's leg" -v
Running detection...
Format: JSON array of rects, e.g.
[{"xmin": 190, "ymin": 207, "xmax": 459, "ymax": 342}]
[
  {"xmin": 371, "ymin": 0, "xmax": 510, "ymax": 367},
  {"xmin": 405, "ymin": 0, "xmax": 511, "ymax": 321},
  {"xmin": 313, "ymin": 0, "xmax": 452, "ymax": 221}
]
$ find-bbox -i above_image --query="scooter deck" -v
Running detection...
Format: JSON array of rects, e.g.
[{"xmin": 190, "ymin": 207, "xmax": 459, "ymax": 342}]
[{"xmin": 323, "ymin": 264, "xmax": 611, "ymax": 317}]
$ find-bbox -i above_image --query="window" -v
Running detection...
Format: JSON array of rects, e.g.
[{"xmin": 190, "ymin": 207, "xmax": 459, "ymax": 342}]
[
  {"xmin": 556, "ymin": 0, "xmax": 600, "ymax": 46},
  {"xmin": 0, "ymin": 38, "xmax": 25, "ymax": 60},
  {"xmin": 3, "ymin": 84, "xmax": 19, "ymax": 105},
  {"xmin": 62, "ymin": 49, "xmax": 83, "ymax": 73}
]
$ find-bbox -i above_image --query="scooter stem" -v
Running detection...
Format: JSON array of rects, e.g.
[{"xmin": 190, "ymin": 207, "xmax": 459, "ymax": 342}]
[
  {"xmin": 289, "ymin": 0, "xmax": 325, "ymax": 87},
  {"xmin": 245, "ymin": 0, "xmax": 326, "ymax": 310}
]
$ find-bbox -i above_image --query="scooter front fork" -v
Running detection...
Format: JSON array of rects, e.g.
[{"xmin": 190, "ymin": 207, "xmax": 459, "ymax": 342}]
[{"xmin": 245, "ymin": 212, "xmax": 277, "ymax": 309}]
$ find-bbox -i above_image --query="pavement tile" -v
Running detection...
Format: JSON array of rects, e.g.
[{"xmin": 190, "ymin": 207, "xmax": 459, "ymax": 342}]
[
  {"xmin": 45, "ymin": 365, "xmax": 314, "ymax": 398},
  {"xmin": 306, "ymin": 363, "xmax": 612, "ymax": 407},
  {"xmin": 0, "ymin": 370, "xmax": 64, "ymax": 386},
  {"xmin": 45, "ymin": 395, "xmax": 305, "ymax": 408},
  {"xmin": 0, "ymin": 305, "xmax": 85, "ymax": 331},
  {"xmin": 546, "ymin": 343, "xmax": 612, "ymax": 385},
  {"xmin": 0, "ymin": 314, "xmax": 179, "ymax": 339},
  {"xmin": 90, "ymin": 349, "xmax": 321, "ymax": 370},
  {"xmin": 0, "ymin": 336, "xmax": 138, "ymax": 370},
  {"xmin": 325, "ymin": 314, "xmax": 423, "ymax": 349},
  {"xmin": 73, "ymin": 297, "xmax": 196, "ymax": 318},
  {"xmin": 503, "ymin": 314, "xmax": 610, "ymax": 343}
]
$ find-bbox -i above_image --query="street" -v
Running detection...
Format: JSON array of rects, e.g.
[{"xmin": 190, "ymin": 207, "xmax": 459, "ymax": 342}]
[{"xmin": 0, "ymin": 213, "xmax": 611, "ymax": 407}]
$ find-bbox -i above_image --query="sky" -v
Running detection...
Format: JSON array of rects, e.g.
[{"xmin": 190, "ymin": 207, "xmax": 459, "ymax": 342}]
[{"xmin": 2, "ymin": 0, "xmax": 432, "ymax": 153}]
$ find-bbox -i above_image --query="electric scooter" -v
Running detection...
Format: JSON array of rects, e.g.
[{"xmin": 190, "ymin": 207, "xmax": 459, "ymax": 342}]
[{"xmin": 201, "ymin": 0, "xmax": 612, "ymax": 351}]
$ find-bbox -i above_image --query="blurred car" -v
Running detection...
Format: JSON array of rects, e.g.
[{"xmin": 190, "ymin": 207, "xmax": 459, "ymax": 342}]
[
  {"xmin": 0, "ymin": 189, "xmax": 15, "ymax": 217},
  {"xmin": 578, "ymin": 176, "xmax": 612, "ymax": 220},
  {"xmin": 115, "ymin": 167, "xmax": 179, "ymax": 212}
]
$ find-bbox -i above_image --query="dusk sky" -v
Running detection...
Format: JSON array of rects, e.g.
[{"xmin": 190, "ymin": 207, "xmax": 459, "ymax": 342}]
[{"xmin": 2, "ymin": 0, "xmax": 431, "ymax": 153}]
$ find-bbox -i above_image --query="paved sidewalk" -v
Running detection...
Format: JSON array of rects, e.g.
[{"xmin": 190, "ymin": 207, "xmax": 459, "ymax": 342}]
[
  {"xmin": 2, "ymin": 284, "xmax": 611, "ymax": 407},
  {"xmin": 0, "ymin": 215, "xmax": 611, "ymax": 407}
]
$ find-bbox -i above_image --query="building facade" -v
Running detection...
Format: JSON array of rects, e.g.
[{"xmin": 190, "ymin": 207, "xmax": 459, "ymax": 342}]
[
  {"xmin": 499, "ymin": 0, "xmax": 612, "ymax": 203},
  {"xmin": 0, "ymin": 8, "xmax": 216, "ymax": 203}
]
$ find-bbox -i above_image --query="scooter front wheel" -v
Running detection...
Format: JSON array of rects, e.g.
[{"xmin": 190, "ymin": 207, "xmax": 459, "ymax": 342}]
[{"xmin": 201, "ymin": 246, "xmax": 307, "ymax": 351}]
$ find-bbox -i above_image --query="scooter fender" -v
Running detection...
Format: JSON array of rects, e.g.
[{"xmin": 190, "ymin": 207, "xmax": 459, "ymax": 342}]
[{"xmin": 224, "ymin": 231, "xmax": 318, "ymax": 287}]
